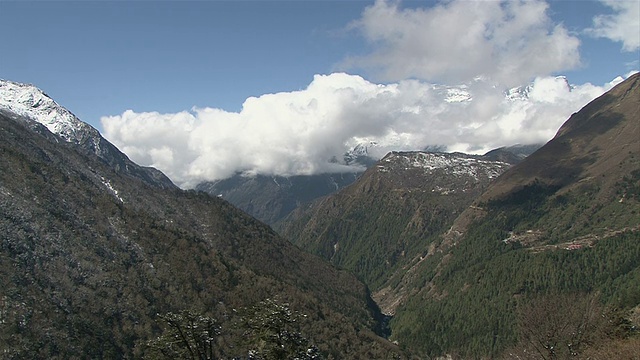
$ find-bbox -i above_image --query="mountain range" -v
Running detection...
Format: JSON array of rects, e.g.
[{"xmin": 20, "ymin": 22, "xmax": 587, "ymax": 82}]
[
  {"xmin": 196, "ymin": 144, "xmax": 541, "ymax": 227},
  {"xmin": 193, "ymin": 78, "xmax": 555, "ymax": 227},
  {"xmin": 196, "ymin": 172, "xmax": 364, "ymax": 226},
  {"xmin": 277, "ymin": 151, "xmax": 513, "ymax": 297},
  {"xmin": 191, "ymin": 77, "xmax": 568, "ymax": 228},
  {"xmin": 1, "ymin": 73, "xmax": 638, "ymax": 359}
]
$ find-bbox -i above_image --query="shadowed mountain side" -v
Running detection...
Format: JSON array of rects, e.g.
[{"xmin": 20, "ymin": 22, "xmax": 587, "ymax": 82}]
[
  {"xmin": 0, "ymin": 111, "xmax": 403, "ymax": 359},
  {"xmin": 196, "ymin": 172, "xmax": 362, "ymax": 225}
]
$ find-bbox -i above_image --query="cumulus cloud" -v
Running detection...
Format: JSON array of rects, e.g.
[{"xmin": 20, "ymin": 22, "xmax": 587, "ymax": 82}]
[
  {"xmin": 586, "ymin": 0, "xmax": 640, "ymax": 52},
  {"xmin": 101, "ymin": 73, "xmax": 624, "ymax": 188},
  {"xmin": 342, "ymin": 0, "xmax": 581, "ymax": 86}
]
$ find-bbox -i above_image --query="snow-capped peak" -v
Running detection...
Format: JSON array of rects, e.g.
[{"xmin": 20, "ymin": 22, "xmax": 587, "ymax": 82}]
[
  {"xmin": 0, "ymin": 79, "xmax": 98, "ymax": 144},
  {"xmin": 0, "ymin": 79, "xmax": 176, "ymax": 189},
  {"xmin": 505, "ymin": 76, "xmax": 571, "ymax": 101},
  {"xmin": 343, "ymin": 141, "xmax": 379, "ymax": 166},
  {"xmin": 444, "ymin": 87, "xmax": 472, "ymax": 103},
  {"xmin": 350, "ymin": 141, "xmax": 378, "ymax": 157}
]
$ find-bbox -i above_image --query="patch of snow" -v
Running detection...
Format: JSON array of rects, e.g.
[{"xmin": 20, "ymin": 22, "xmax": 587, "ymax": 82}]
[
  {"xmin": 385, "ymin": 152, "xmax": 509, "ymax": 181},
  {"xmin": 444, "ymin": 87, "xmax": 472, "ymax": 103},
  {"xmin": 100, "ymin": 176, "xmax": 124, "ymax": 203}
]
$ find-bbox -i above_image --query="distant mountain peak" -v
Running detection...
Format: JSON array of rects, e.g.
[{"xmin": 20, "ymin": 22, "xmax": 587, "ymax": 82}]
[
  {"xmin": 505, "ymin": 75, "xmax": 570, "ymax": 101},
  {"xmin": 343, "ymin": 141, "xmax": 379, "ymax": 167},
  {"xmin": 350, "ymin": 141, "xmax": 378, "ymax": 156}
]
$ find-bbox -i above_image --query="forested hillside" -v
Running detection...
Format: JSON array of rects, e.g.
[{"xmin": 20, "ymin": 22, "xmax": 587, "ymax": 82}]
[
  {"xmin": 0, "ymin": 110, "xmax": 402, "ymax": 359},
  {"xmin": 278, "ymin": 151, "xmax": 511, "ymax": 313}
]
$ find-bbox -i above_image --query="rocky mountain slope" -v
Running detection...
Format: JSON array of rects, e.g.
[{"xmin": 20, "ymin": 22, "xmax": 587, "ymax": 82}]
[
  {"xmin": 0, "ymin": 103, "xmax": 401, "ymax": 358},
  {"xmin": 447, "ymin": 72, "xmax": 640, "ymax": 247},
  {"xmin": 0, "ymin": 79, "xmax": 174, "ymax": 189},
  {"xmin": 277, "ymin": 151, "xmax": 512, "ymax": 297}
]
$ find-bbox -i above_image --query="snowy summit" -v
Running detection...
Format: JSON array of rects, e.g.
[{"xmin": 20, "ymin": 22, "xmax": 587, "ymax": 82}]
[{"xmin": 0, "ymin": 79, "xmax": 98, "ymax": 144}]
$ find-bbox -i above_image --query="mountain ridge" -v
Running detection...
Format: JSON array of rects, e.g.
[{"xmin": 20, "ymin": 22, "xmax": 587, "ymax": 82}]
[
  {"xmin": 198, "ymin": 145, "xmax": 539, "ymax": 227},
  {"xmin": 0, "ymin": 79, "xmax": 175, "ymax": 189},
  {"xmin": 197, "ymin": 171, "xmax": 365, "ymax": 225}
]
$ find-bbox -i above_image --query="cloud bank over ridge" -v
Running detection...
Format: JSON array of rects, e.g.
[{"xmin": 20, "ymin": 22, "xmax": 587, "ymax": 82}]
[
  {"xmin": 101, "ymin": 0, "xmax": 639, "ymax": 188},
  {"xmin": 102, "ymin": 74, "xmax": 626, "ymax": 188}
]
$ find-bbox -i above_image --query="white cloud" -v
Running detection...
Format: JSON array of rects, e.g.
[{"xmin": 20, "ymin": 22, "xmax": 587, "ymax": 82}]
[
  {"xmin": 101, "ymin": 73, "xmax": 623, "ymax": 188},
  {"xmin": 343, "ymin": 0, "xmax": 581, "ymax": 87},
  {"xmin": 99, "ymin": 1, "xmax": 633, "ymax": 188},
  {"xmin": 587, "ymin": 0, "xmax": 640, "ymax": 52}
]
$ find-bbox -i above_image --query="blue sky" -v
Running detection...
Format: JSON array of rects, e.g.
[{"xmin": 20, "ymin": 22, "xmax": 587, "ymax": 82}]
[
  {"xmin": 1, "ymin": 0, "xmax": 637, "ymax": 127},
  {"xmin": 2, "ymin": 1, "xmax": 368, "ymax": 124},
  {"xmin": 1, "ymin": 0, "xmax": 638, "ymax": 186}
]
